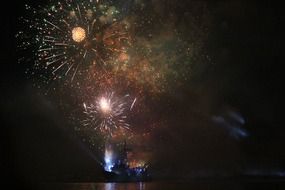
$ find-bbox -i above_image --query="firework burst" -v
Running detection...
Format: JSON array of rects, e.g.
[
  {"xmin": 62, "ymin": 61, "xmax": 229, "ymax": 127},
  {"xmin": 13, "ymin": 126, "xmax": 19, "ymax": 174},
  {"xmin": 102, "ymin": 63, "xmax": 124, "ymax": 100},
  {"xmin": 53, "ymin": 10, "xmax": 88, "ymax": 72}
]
[
  {"xmin": 16, "ymin": 0, "xmax": 131, "ymax": 81},
  {"xmin": 82, "ymin": 92, "xmax": 136, "ymax": 135}
]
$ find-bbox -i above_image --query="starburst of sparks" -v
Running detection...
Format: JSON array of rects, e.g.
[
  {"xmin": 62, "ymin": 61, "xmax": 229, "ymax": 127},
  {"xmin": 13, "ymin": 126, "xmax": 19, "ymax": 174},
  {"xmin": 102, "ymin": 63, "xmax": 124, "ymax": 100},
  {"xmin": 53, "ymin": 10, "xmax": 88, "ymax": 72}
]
[
  {"xmin": 16, "ymin": 0, "xmax": 131, "ymax": 81},
  {"xmin": 82, "ymin": 92, "xmax": 136, "ymax": 135}
]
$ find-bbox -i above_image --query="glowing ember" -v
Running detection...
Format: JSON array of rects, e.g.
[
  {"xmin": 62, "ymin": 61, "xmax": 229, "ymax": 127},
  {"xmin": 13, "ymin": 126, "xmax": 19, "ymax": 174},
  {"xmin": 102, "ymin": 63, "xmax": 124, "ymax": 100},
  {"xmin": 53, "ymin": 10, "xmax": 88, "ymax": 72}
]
[{"xmin": 72, "ymin": 27, "xmax": 86, "ymax": 43}]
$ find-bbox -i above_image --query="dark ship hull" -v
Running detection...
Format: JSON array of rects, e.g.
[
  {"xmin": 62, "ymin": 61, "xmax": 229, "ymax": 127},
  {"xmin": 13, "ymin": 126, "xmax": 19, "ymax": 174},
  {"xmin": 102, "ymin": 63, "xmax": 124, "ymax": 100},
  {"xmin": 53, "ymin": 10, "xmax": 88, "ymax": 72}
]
[{"xmin": 103, "ymin": 168, "xmax": 151, "ymax": 182}]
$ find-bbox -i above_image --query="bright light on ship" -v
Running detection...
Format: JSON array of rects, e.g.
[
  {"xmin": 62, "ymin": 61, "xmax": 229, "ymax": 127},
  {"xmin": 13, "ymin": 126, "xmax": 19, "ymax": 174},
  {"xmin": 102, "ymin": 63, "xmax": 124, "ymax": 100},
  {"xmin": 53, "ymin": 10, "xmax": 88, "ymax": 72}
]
[{"xmin": 104, "ymin": 148, "xmax": 114, "ymax": 172}]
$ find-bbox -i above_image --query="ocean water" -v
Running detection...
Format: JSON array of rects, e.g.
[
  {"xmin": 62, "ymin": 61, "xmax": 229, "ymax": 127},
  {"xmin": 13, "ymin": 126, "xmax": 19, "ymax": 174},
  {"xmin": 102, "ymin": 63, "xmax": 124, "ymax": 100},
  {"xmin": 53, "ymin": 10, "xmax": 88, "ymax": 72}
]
[{"xmin": 32, "ymin": 180, "xmax": 285, "ymax": 190}]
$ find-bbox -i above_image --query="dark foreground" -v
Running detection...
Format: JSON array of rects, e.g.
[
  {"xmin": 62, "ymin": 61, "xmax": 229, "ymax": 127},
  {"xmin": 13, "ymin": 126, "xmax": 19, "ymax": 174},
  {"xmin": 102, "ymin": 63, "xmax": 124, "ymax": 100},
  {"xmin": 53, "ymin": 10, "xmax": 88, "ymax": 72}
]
[{"xmin": 16, "ymin": 179, "xmax": 285, "ymax": 190}]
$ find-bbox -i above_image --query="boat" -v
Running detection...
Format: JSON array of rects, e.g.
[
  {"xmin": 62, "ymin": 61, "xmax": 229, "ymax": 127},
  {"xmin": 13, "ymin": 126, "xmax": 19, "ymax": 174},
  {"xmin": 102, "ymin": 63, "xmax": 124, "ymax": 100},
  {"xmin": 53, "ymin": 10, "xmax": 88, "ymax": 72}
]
[{"xmin": 103, "ymin": 141, "xmax": 151, "ymax": 182}]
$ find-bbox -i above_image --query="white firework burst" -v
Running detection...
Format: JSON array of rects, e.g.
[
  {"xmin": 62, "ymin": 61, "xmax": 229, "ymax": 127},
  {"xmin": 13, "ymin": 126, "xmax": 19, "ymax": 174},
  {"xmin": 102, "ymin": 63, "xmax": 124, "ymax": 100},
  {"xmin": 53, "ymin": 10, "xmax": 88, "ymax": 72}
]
[
  {"xmin": 16, "ymin": 0, "xmax": 131, "ymax": 81},
  {"xmin": 83, "ymin": 92, "xmax": 136, "ymax": 134}
]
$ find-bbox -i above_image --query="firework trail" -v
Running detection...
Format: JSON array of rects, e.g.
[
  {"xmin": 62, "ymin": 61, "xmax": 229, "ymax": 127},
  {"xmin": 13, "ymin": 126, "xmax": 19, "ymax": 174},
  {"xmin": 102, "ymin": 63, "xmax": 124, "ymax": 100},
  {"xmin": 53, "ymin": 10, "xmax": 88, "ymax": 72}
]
[
  {"xmin": 16, "ymin": 0, "xmax": 131, "ymax": 81},
  {"xmin": 82, "ymin": 92, "xmax": 135, "ymax": 135}
]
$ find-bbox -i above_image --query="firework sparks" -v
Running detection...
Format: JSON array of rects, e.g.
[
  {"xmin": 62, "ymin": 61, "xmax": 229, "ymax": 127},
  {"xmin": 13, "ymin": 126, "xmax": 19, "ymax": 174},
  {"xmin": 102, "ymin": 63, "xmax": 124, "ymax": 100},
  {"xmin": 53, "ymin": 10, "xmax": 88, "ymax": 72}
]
[
  {"xmin": 16, "ymin": 0, "xmax": 131, "ymax": 81},
  {"xmin": 82, "ymin": 92, "xmax": 135, "ymax": 135},
  {"xmin": 130, "ymin": 98, "xmax": 136, "ymax": 111}
]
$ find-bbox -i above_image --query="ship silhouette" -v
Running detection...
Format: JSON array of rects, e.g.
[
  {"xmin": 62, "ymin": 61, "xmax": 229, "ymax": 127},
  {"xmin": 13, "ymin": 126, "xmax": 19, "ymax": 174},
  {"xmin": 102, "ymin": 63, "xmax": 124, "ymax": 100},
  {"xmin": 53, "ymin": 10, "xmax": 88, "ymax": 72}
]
[{"xmin": 103, "ymin": 140, "xmax": 151, "ymax": 182}]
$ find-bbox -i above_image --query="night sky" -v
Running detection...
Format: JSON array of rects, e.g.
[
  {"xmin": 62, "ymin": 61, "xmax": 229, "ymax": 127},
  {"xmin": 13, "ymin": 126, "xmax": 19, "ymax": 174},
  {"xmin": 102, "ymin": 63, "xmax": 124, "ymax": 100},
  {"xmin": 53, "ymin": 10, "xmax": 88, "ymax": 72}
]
[{"xmin": 1, "ymin": 0, "xmax": 283, "ymax": 185}]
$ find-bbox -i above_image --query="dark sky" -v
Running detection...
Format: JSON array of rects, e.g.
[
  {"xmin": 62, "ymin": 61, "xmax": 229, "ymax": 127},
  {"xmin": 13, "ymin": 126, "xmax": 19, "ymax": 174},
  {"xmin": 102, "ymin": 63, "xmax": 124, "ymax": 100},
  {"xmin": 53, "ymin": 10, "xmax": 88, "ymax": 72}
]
[{"xmin": 1, "ymin": 0, "xmax": 283, "ymax": 185}]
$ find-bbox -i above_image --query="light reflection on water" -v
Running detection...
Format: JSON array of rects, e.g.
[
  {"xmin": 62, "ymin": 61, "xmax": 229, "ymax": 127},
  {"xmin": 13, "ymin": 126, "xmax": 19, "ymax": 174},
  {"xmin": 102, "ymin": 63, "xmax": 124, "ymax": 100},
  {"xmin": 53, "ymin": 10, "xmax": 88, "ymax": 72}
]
[
  {"xmin": 40, "ymin": 181, "xmax": 245, "ymax": 190},
  {"xmin": 51, "ymin": 182, "xmax": 147, "ymax": 190},
  {"xmin": 103, "ymin": 182, "xmax": 145, "ymax": 190},
  {"xmin": 39, "ymin": 180, "xmax": 285, "ymax": 190}
]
